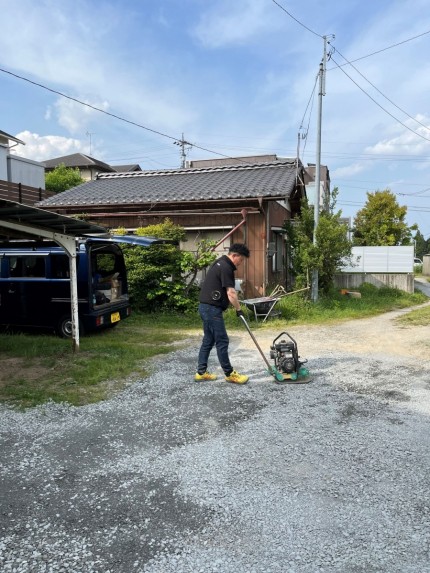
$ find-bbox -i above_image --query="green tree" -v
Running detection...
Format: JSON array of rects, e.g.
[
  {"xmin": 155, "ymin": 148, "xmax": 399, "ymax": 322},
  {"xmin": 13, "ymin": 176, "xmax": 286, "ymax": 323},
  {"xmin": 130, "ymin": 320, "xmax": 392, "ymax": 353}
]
[
  {"xmin": 413, "ymin": 229, "xmax": 427, "ymax": 259},
  {"xmin": 180, "ymin": 239, "xmax": 218, "ymax": 296},
  {"xmin": 352, "ymin": 189, "xmax": 415, "ymax": 246},
  {"xmin": 113, "ymin": 219, "xmax": 217, "ymax": 312},
  {"xmin": 45, "ymin": 164, "xmax": 85, "ymax": 194},
  {"xmin": 284, "ymin": 187, "xmax": 352, "ymax": 295}
]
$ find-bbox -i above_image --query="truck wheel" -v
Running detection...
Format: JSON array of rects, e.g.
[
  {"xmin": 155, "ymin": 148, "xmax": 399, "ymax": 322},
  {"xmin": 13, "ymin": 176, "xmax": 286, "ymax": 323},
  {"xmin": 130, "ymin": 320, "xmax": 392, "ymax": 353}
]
[{"xmin": 56, "ymin": 316, "xmax": 84, "ymax": 338}]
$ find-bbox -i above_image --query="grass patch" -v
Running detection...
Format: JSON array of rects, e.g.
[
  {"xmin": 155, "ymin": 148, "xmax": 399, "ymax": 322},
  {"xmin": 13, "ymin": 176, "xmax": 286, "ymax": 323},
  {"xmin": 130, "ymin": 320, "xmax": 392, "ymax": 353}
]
[
  {"xmin": 0, "ymin": 284, "xmax": 427, "ymax": 409},
  {"xmin": 225, "ymin": 283, "xmax": 428, "ymax": 328},
  {"xmin": 395, "ymin": 304, "xmax": 430, "ymax": 327},
  {"xmin": 0, "ymin": 315, "xmax": 193, "ymax": 409}
]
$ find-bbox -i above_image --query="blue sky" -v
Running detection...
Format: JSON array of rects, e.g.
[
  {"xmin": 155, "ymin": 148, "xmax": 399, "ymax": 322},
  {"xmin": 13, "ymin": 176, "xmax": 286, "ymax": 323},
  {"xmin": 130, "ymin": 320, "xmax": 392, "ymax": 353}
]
[{"xmin": 1, "ymin": 0, "xmax": 430, "ymax": 237}]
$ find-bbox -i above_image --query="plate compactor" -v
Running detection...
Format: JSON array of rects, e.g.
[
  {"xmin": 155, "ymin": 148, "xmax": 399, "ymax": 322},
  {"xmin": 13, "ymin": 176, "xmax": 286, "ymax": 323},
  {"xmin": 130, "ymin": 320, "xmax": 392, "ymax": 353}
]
[
  {"xmin": 269, "ymin": 332, "xmax": 312, "ymax": 384},
  {"xmin": 239, "ymin": 314, "xmax": 312, "ymax": 384}
]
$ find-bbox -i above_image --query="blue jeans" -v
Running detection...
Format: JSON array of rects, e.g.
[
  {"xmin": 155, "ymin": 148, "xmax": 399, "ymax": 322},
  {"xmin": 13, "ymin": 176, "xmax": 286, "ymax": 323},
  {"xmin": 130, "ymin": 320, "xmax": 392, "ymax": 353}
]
[{"xmin": 197, "ymin": 303, "xmax": 232, "ymax": 375}]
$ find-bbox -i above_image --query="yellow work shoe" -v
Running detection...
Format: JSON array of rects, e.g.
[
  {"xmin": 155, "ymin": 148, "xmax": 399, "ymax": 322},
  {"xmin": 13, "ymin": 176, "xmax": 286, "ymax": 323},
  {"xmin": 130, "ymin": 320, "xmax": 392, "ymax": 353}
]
[
  {"xmin": 225, "ymin": 370, "xmax": 249, "ymax": 384},
  {"xmin": 194, "ymin": 371, "xmax": 217, "ymax": 381}
]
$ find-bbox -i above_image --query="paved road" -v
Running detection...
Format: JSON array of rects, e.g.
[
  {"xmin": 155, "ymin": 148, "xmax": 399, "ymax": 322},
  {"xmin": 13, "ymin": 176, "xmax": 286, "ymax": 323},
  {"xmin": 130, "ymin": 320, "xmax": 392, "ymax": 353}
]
[{"xmin": 414, "ymin": 276, "xmax": 430, "ymax": 297}]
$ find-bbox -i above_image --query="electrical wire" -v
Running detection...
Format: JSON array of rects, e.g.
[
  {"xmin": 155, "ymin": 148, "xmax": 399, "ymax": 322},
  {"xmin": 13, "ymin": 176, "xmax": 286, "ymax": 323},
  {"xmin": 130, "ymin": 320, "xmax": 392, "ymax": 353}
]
[
  {"xmin": 270, "ymin": 0, "xmax": 430, "ymax": 70},
  {"xmin": 330, "ymin": 44, "xmax": 430, "ymax": 134},
  {"xmin": 0, "ymin": 67, "xmax": 180, "ymax": 142},
  {"xmin": 328, "ymin": 55, "xmax": 430, "ymax": 144},
  {"xmin": 398, "ymin": 187, "xmax": 430, "ymax": 197},
  {"xmin": 329, "ymin": 30, "xmax": 430, "ymax": 69},
  {"xmin": 269, "ymin": 0, "xmax": 430, "ymax": 150},
  {"xmin": 268, "ymin": 5, "xmax": 328, "ymax": 168},
  {"xmin": 298, "ymin": 73, "xmax": 318, "ymax": 158},
  {"xmin": 2, "ymin": 16, "xmax": 429, "ymax": 172},
  {"xmin": 0, "ymin": 67, "xmax": 260, "ymax": 166},
  {"xmin": 270, "ymin": 0, "xmax": 322, "ymax": 38}
]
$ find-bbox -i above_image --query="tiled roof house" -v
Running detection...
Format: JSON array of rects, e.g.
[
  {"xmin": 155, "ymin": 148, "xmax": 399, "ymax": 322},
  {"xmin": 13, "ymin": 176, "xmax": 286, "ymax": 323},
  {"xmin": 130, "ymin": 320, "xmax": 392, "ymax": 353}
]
[
  {"xmin": 43, "ymin": 153, "xmax": 143, "ymax": 181},
  {"xmin": 43, "ymin": 153, "xmax": 116, "ymax": 181},
  {"xmin": 38, "ymin": 157, "xmax": 307, "ymax": 298}
]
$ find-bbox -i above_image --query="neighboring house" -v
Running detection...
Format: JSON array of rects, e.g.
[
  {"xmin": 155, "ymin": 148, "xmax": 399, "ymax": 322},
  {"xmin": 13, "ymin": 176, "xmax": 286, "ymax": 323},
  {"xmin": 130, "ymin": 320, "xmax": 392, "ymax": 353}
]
[
  {"xmin": 112, "ymin": 164, "xmax": 142, "ymax": 172},
  {"xmin": 0, "ymin": 129, "xmax": 52, "ymax": 207},
  {"xmin": 303, "ymin": 163, "xmax": 331, "ymax": 210},
  {"xmin": 38, "ymin": 157, "xmax": 308, "ymax": 298},
  {"xmin": 43, "ymin": 153, "xmax": 116, "ymax": 181},
  {"xmin": 42, "ymin": 153, "xmax": 142, "ymax": 181}
]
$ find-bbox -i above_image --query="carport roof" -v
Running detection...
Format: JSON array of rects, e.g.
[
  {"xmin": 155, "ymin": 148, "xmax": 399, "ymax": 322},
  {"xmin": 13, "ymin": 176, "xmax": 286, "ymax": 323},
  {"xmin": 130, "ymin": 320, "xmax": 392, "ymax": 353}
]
[{"xmin": 0, "ymin": 199, "xmax": 107, "ymax": 240}]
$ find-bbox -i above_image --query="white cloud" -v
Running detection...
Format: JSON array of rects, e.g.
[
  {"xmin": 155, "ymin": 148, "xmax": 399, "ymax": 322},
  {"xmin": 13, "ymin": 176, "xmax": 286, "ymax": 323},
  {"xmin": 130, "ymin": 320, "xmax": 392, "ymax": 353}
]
[
  {"xmin": 53, "ymin": 97, "xmax": 110, "ymax": 135},
  {"xmin": 332, "ymin": 162, "xmax": 367, "ymax": 179},
  {"xmin": 192, "ymin": 0, "xmax": 281, "ymax": 48},
  {"xmin": 0, "ymin": 1, "xmax": 109, "ymax": 88},
  {"xmin": 364, "ymin": 115, "xmax": 430, "ymax": 156},
  {"xmin": 0, "ymin": 0, "xmax": 196, "ymax": 139},
  {"xmin": 11, "ymin": 131, "xmax": 87, "ymax": 162}
]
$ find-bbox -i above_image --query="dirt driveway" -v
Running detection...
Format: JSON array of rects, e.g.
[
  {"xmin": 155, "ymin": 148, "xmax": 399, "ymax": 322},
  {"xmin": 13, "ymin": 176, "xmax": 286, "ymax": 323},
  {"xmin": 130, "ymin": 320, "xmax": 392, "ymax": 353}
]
[{"xmin": 239, "ymin": 301, "xmax": 430, "ymax": 363}]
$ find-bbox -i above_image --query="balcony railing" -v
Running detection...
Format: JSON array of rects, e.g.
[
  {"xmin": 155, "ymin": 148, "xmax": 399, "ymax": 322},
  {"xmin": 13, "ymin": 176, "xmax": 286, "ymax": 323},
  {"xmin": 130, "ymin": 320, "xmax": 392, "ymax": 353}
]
[{"xmin": 0, "ymin": 180, "xmax": 55, "ymax": 206}]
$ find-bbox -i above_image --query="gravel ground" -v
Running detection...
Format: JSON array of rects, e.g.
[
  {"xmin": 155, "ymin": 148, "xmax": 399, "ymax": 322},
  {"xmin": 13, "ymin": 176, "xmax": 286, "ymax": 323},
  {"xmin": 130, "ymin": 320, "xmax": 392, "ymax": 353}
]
[{"xmin": 1, "ymin": 287, "xmax": 430, "ymax": 572}]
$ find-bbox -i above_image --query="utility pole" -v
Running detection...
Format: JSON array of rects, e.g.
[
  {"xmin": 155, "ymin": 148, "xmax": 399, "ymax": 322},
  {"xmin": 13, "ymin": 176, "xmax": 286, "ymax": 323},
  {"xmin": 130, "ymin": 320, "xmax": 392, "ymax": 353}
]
[
  {"xmin": 174, "ymin": 133, "xmax": 193, "ymax": 168},
  {"xmin": 311, "ymin": 35, "xmax": 333, "ymax": 303}
]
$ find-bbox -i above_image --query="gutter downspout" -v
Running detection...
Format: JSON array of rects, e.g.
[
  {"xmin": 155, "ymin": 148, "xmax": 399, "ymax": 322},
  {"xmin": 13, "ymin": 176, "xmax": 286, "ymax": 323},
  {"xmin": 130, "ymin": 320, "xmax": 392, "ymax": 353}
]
[
  {"xmin": 212, "ymin": 208, "xmax": 248, "ymax": 250},
  {"xmin": 265, "ymin": 202, "xmax": 270, "ymax": 297},
  {"xmin": 210, "ymin": 208, "xmax": 248, "ymax": 296}
]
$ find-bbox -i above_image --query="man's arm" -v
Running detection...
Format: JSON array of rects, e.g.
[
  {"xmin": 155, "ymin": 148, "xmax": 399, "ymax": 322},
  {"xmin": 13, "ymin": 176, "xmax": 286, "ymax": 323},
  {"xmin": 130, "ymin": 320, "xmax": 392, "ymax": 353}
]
[{"xmin": 227, "ymin": 286, "xmax": 241, "ymax": 312}]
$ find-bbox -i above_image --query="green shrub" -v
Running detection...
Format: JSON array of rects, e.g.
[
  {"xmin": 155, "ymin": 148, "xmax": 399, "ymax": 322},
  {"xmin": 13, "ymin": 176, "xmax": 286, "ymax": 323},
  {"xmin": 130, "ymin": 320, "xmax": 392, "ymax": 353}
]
[{"xmin": 113, "ymin": 219, "xmax": 216, "ymax": 313}]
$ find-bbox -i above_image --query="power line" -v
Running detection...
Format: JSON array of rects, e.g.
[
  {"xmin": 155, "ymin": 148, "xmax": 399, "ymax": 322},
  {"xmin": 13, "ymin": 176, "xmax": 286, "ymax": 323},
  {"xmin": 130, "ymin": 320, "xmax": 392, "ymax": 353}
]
[
  {"xmin": 0, "ymin": 67, "xmax": 257, "ymax": 166},
  {"xmin": 0, "ymin": 67, "xmax": 180, "ymax": 142},
  {"xmin": 330, "ymin": 43, "xmax": 430, "ymax": 134},
  {"xmin": 329, "ymin": 30, "xmax": 430, "ymax": 69},
  {"xmin": 297, "ymin": 72, "xmax": 318, "ymax": 158},
  {"xmin": 270, "ymin": 0, "xmax": 322, "ymax": 38},
  {"xmin": 398, "ymin": 188, "xmax": 430, "ymax": 197},
  {"xmin": 328, "ymin": 55, "xmax": 430, "ymax": 144},
  {"xmin": 270, "ymin": 0, "xmax": 430, "ymax": 69},
  {"xmin": 324, "ymin": 153, "xmax": 430, "ymax": 162},
  {"xmin": 269, "ymin": 1, "xmax": 430, "ymax": 144}
]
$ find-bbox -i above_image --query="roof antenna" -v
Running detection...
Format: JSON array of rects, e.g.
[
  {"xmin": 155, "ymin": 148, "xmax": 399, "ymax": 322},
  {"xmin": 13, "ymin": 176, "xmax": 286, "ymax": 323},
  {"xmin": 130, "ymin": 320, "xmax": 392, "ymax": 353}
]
[{"xmin": 86, "ymin": 131, "xmax": 95, "ymax": 156}]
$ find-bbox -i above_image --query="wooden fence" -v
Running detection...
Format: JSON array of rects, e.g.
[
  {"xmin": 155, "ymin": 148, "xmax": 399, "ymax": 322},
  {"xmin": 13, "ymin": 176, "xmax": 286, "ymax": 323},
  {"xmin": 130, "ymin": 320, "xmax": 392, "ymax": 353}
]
[{"xmin": 0, "ymin": 180, "xmax": 55, "ymax": 206}]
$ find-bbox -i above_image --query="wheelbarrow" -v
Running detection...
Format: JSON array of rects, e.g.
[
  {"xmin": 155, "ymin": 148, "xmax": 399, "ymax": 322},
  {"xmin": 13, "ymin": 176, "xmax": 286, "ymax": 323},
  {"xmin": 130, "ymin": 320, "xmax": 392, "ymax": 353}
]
[
  {"xmin": 240, "ymin": 286, "xmax": 310, "ymax": 322},
  {"xmin": 240, "ymin": 296, "xmax": 281, "ymax": 322}
]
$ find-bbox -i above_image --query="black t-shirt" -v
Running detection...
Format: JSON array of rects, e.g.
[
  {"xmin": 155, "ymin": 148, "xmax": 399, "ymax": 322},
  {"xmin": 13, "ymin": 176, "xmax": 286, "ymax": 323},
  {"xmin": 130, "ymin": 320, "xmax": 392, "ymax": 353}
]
[{"xmin": 199, "ymin": 255, "xmax": 236, "ymax": 310}]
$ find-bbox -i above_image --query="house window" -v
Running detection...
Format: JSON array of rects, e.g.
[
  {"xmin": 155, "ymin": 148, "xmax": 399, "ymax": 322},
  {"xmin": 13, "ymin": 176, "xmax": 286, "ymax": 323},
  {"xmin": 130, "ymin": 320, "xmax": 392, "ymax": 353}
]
[
  {"xmin": 271, "ymin": 232, "xmax": 284, "ymax": 272},
  {"xmin": 182, "ymin": 227, "xmax": 234, "ymax": 285}
]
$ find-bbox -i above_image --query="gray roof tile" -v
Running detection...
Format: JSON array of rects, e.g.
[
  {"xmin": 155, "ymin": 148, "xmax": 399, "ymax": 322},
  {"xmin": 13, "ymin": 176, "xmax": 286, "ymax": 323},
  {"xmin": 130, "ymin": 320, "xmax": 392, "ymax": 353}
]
[{"xmin": 38, "ymin": 159, "xmax": 302, "ymax": 207}]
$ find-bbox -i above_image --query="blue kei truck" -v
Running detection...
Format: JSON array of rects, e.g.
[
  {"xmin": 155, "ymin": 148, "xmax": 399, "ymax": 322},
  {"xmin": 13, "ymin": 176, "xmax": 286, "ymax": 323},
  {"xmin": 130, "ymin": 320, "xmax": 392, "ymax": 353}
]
[{"xmin": 0, "ymin": 235, "xmax": 166, "ymax": 337}]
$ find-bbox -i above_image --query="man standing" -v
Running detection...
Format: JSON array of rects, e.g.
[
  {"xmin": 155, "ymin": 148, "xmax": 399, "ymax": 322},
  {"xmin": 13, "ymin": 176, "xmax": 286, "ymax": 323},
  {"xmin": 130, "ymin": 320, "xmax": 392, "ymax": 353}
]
[{"xmin": 195, "ymin": 243, "xmax": 250, "ymax": 384}]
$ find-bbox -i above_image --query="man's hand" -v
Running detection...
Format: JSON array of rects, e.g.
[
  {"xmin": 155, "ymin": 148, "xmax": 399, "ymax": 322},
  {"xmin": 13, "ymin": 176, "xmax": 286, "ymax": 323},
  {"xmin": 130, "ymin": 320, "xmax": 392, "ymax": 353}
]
[{"xmin": 236, "ymin": 309, "xmax": 245, "ymax": 318}]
